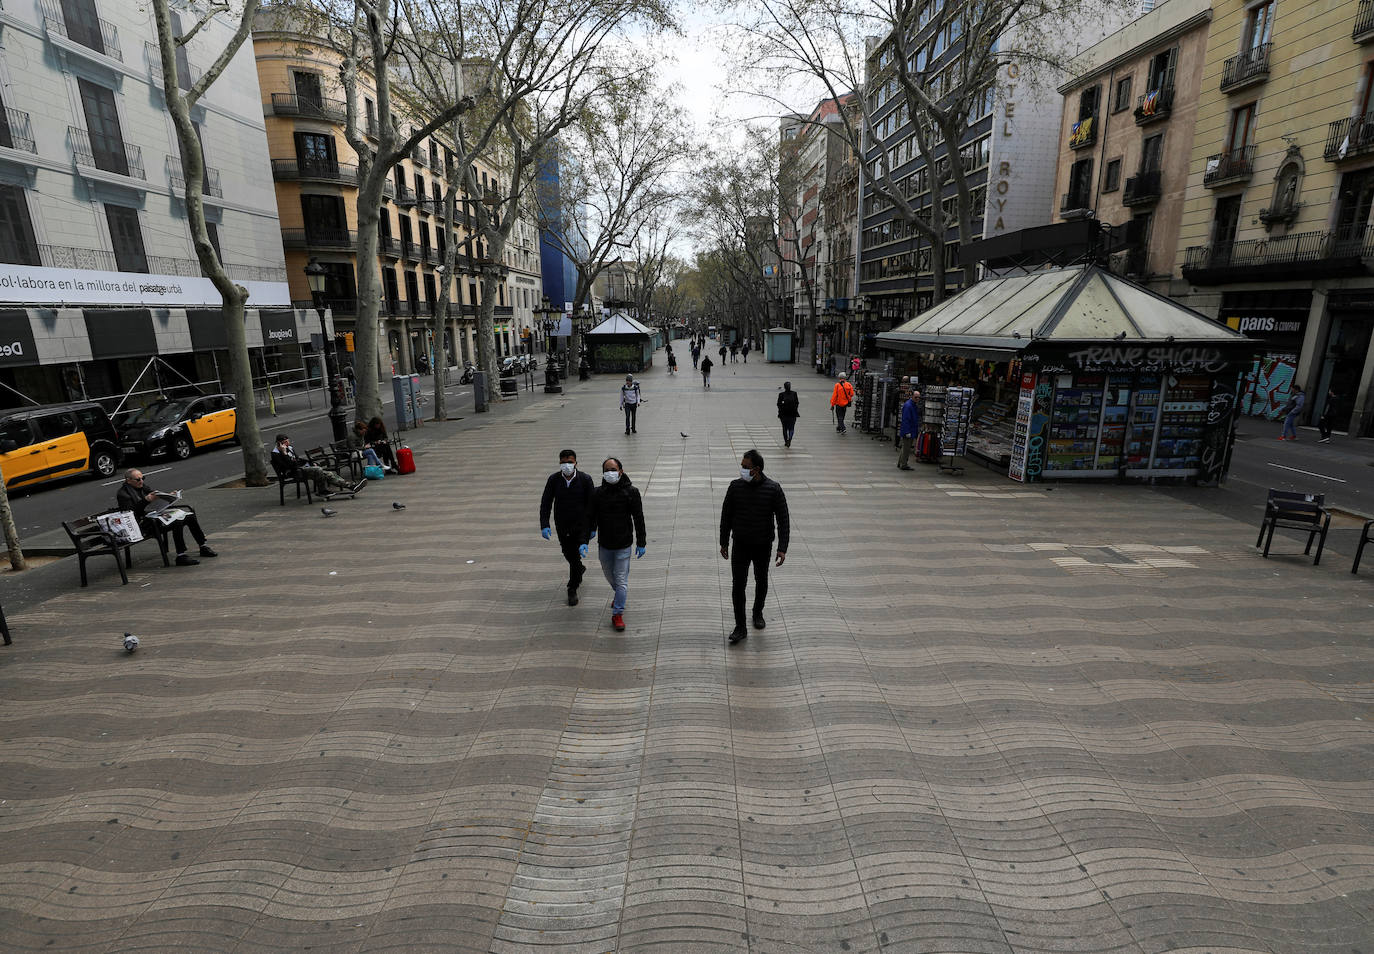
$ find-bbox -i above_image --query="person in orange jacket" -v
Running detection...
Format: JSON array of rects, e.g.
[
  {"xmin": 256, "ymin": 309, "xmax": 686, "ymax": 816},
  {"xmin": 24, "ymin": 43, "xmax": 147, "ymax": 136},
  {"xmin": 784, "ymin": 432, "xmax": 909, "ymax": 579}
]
[{"xmin": 830, "ymin": 372, "xmax": 856, "ymax": 433}]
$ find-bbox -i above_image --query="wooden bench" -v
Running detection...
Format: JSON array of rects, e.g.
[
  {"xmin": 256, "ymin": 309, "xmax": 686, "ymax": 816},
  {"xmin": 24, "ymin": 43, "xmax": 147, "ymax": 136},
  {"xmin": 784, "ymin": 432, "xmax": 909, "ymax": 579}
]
[
  {"xmin": 1353, "ymin": 519, "xmax": 1374, "ymax": 575},
  {"xmin": 61, "ymin": 516, "xmax": 128, "ymax": 587},
  {"xmin": 1256, "ymin": 489, "xmax": 1331, "ymax": 566}
]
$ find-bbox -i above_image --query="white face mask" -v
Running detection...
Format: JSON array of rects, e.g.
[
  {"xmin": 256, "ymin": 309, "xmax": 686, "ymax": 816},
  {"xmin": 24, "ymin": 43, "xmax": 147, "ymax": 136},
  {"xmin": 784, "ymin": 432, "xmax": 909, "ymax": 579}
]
[
  {"xmin": 740, "ymin": 467, "xmax": 754, "ymax": 481},
  {"xmin": 560, "ymin": 462, "xmax": 576, "ymax": 477},
  {"xmin": 602, "ymin": 470, "xmax": 621, "ymax": 484}
]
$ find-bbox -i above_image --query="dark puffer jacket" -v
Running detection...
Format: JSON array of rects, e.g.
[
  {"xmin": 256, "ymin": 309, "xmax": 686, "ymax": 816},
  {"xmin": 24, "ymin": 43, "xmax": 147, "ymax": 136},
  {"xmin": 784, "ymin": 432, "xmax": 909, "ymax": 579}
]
[
  {"xmin": 720, "ymin": 475, "xmax": 790, "ymax": 552},
  {"xmin": 590, "ymin": 476, "xmax": 646, "ymax": 550}
]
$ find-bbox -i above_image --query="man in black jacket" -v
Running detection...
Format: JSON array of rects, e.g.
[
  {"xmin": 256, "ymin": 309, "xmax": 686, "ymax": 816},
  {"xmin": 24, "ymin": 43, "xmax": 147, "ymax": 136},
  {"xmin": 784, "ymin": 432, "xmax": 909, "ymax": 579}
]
[
  {"xmin": 540, "ymin": 448, "xmax": 596, "ymax": 605},
  {"xmin": 116, "ymin": 468, "xmax": 217, "ymax": 566},
  {"xmin": 719, "ymin": 448, "xmax": 789, "ymax": 644}
]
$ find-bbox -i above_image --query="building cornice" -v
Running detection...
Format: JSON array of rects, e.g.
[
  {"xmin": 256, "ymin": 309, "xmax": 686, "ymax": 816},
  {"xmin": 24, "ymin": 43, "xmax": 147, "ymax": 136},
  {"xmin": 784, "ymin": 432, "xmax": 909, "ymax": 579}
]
[{"xmin": 1058, "ymin": 8, "xmax": 1213, "ymax": 94}]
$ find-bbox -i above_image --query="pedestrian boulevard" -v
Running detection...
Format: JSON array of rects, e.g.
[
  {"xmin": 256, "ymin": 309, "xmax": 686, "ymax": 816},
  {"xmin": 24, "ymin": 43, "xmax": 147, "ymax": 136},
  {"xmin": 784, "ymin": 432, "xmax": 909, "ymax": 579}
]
[{"xmin": 1, "ymin": 352, "xmax": 1371, "ymax": 953}]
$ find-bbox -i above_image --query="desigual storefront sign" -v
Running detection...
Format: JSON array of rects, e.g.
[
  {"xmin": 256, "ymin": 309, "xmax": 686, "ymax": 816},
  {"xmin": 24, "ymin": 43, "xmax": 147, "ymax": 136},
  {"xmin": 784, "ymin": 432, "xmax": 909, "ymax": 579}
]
[
  {"xmin": 0, "ymin": 263, "xmax": 289, "ymax": 308},
  {"xmin": 0, "ymin": 310, "xmax": 37, "ymax": 367}
]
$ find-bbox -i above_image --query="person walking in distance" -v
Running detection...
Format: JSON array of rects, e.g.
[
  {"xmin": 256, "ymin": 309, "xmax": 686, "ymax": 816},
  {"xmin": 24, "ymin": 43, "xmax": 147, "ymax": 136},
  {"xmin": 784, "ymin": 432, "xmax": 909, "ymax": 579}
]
[
  {"xmin": 719, "ymin": 343, "xmax": 727, "ymax": 366},
  {"xmin": 720, "ymin": 449, "xmax": 789, "ymax": 645},
  {"xmin": 729, "ymin": 342, "xmax": 739, "ymax": 363},
  {"xmin": 588, "ymin": 457, "xmax": 646, "ymax": 632},
  {"xmin": 777, "ymin": 381, "xmax": 800, "ymax": 447},
  {"xmin": 620, "ymin": 373, "xmax": 643, "ymax": 434},
  {"xmin": 1279, "ymin": 384, "xmax": 1304, "ymax": 441},
  {"xmin": 1318, "ymin": 387, "xmax": 1339, "ymax": 443},
  {"xmin": 691, "ymin": 341, "xmax": 700, "ymax": 370},
  {"xmin": 667, "ymin": 346, "xmax": 678, "ymax": 375},
  {"xmin": 540, "ymin": 449, "xmax": 596, "ymax": 606},
  {"xmin": 830, "ymin": 373, "xmax": 855, "ymax": 433},
  {"xmin": 741, "ymin": 341, "xmax": 750, "ymax": 363},
  {"xmin": 700, "ymin": 354, "xmax": 714, "ymax": 390},
  {"xmin": 897, "ymin": 389, "xmax": 922, "ymax": 469}
]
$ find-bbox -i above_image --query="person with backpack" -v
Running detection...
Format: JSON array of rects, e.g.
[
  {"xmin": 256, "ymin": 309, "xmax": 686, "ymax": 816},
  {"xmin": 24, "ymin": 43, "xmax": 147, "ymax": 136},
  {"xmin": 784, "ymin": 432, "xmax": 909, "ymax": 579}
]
[
  {"xmin": 830, "ymin": 373, "xmax": 855, "ymax": 433},
  {"xmin": 588, "ymin": 456, "xmax": 646, "ymax": 632},
  {"xmin": 619, "ymin": 374, "xmax": 643, "ymax": 434},
  {"xmin": 700, "ymin": 354, "xmax": 714, "ymax": 389},
  {"xmin": 777, "ymin": 381, "xmax": 800, "ymax": 447}
]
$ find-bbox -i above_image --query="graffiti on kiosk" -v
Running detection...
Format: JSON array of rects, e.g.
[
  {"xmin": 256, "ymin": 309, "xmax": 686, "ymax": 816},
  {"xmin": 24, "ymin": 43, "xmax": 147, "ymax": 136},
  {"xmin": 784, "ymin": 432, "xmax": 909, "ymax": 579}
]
[{"xmin": 1064, "ymin": 345, "xmax": 1228, "ymax": 372}]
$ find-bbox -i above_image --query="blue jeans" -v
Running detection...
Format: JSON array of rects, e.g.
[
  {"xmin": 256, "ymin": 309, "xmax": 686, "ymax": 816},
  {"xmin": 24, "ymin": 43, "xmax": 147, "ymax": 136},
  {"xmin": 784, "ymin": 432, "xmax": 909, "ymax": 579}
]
[
  {"xmin": 781, "ymin": 420, "xmax": 796, "ymax": 444},
  {"xmin": 362, "ymin": 448, "xmax": 382, "ymax": 467},
  {"xmin": 598, "ymin": 545, "xmax": 632, "ymax": 612},
  {"xmin": 1282, "ymin": 411, "xmax": 1300, "ymax": 439}
]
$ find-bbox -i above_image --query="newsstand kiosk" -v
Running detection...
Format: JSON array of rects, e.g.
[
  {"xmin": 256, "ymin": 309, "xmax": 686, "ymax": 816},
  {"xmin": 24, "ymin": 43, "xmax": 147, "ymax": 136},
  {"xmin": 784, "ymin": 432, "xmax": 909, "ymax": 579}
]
[{"xmin": 877, "ymin": 265, "xmax": 1258, "ymax": 485}]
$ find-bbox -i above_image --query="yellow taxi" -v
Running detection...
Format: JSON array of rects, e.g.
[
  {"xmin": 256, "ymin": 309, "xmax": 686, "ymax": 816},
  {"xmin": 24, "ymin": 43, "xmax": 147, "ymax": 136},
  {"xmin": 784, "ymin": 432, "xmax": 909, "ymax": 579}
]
[
  {"xmin": 0, "ymin": 402, "xmax": 122, "ymax": 489},
  {"xmin": 117, "ymin": 393, "xmax": 238, "ymax": 460}
]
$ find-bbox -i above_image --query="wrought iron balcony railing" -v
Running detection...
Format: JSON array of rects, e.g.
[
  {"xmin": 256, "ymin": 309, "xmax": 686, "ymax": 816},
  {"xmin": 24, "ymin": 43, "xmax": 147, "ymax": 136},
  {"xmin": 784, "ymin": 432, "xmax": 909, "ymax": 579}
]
[
  {"xmin": 0, "ymin": 107, "xmax": 36, "ymax": 153},
  {"xmin": 1220, "ymin": 43, "xmax": 1270, "ymax": 92},
  {"xmin": 166, "ymin": 156, "xmax": 223, "ymax": 197},
  {"xmin": 33, "ymin": 243, "xmax": 285, "ymax": 281},
  {"xmin": 39, "ymin": 0, "xmax": 122, "ymax": 61},
  {"xmin": 270, "ymin": 93, "xmax": 346, "ymax": 123},
  {"xmin": 1122, "ymin": 169, "xmax": 1162, "ymax": 206},
  {"xmin": 1355, "ymin": 0, "xmax": 1374, "ymax": 42},
  {"xmin": 1325, "ymin": 111, "xmax": 1374, "ymax": 162},
  {"xmin": 281, "ymin": 228, "xmax": 358, "ymax": 250},
  {"xmin": 1134, "ymin": 85, "xmax": 1174, "ymax": 124},
  {"xmin": 69, "ymin": 126, "xmax": 144, "ymax": 179},
  {"xmin": 270, "ymin": 158, "xmax": 358, "ymax": 185},
  {"xmin": 1203, "ymin": 145, "xmax": 1256, "ymax": 187}
]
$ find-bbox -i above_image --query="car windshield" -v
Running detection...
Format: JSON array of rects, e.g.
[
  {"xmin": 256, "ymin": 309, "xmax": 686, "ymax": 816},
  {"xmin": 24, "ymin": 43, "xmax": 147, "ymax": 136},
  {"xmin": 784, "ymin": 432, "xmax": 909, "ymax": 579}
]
[{"xmin": 120, "ymin": 400, "xmax": 189, "ymax": 427}]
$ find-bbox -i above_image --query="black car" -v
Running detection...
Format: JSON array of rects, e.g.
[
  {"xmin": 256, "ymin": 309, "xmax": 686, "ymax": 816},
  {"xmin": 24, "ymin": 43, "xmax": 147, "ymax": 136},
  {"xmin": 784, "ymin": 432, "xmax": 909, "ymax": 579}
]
[{"xmin": 117, "ymin": 394, "xmax": 238, "ymax": 460}]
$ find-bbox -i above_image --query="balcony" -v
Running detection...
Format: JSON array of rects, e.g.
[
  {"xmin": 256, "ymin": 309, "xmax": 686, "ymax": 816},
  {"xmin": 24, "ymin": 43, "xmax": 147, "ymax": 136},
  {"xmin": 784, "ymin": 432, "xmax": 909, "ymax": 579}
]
[
  {"xmin": 400, "ymin": 239, "xmax": 421, "ymax": 262},
  {"xmin": 1325, "ymin": 111, "xmax": 1374, "ymax": 162},
  {"xmin": 1068, "ymin": 115, "xmax": 1096, "ymax": 150},
  {"xmin": 409, "ymin": 144, "xmax": 427, "ymax": 168},
  {"xmin": 281, "ymin": 228, "xmax": 357, "ymax": 250},
  {"xmin": 294, "ymin": 297, "xmax": 358, "ymax": 316},
  {"xmin": 33, "ymin": 243, "xmax": 285, "ymax": 281},
  {"xmin": 394, "ymin": 186, "xmax": 417, "ymax": 208},
  {"xmin": 1220, "ymin": 44, "xmax": 1270, "ymax": 93},
  {"xmin": 1356, "ymin": 0, "xmax": 1374, "ymax": 43},
  {"xmin": 1181, "ymin": 228, "xmax": 1372, "ymax": 284},
  {"xmin": 166, "ymin": 156, "xmax": 223, "ymax": 198},
  {"xmin": 144, "ymin": 41, "xmax": 199, "ymax": 91},
  {"xmin": 1134, "ymin": 86, "xmax": 1174, "ymax": 125},
  {"xmin": 269, "ymin": 93, "xmax": 346, "ymax": 124},
  {"xmin": 416, "ymin": 196, "xmax": 439, "ymax": 216},
  {"xmin": 0, "ymin": 107, "xmax": 36, "ymax": 154},
  {"xmin": 1059, "ymin": 191, "xmax": 1092, "ymax": 219},
  {"xmin": 69, "ymin": 126, "xmax": 145, "ymax": 180},
  {"xmin": 1203, "ymin": 145, "xmax": 1255, "ymax": 188},
  {"xmin": 378, "ymin": 235, "xmax": 400, "ymax": 258},
  {"xmin": 270, "ymin": 158, "xmax": 358, "ymax": 185},
  {"xmin": 422, "ymin": 246, "xmax": 441, "ymax": 265},
  {"xmin": 1122, "ymin": 170, "xmax": 1162, "ymax": 207},
  {"xmin": 381, "ymin": 179, "xmax": 395, "ymax": 200},
  {"xmin": 39, "ymin": 0, "xmax": 122, "ymax": 62}
]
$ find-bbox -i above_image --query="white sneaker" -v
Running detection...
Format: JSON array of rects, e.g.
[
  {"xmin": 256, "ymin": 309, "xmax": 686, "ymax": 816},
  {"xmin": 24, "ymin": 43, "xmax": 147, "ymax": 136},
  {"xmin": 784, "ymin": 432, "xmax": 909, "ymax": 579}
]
[{"xmin": 1318, "ymin": 437, "xmax": 1331, "ymax": 443}]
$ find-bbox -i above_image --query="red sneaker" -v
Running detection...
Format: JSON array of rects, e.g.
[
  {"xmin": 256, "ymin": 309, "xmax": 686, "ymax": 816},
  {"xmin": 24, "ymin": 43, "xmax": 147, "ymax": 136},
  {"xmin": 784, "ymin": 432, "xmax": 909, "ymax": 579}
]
[{"xmin": 612, "ymin": 613, "xmax": 625, "ymax": 631}]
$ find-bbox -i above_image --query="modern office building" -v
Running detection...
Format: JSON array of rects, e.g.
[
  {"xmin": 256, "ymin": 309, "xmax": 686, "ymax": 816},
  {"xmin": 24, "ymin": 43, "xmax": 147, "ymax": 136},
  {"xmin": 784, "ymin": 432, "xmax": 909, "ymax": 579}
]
[
  {"xmin": 1051, "ymin": 0, "xmax": 1213, "ymax": 290},
  {"xmin": 536, "ymin": 143, "xmax": 581, "ymax": 316},
  {"xmin": 1170, "ymin": 0, "xmax": 1374, "ymax": 435},
  {"xmin": 0, "ymin": 0, "xmax": 296, "ymax": 409},
  {"xmin": 857, "ymin": 4, "xmax": 1130, "ymax": 342},
  {"xmin": 253, "ymin": 9, "xmax": 527, "ymax": 376}
]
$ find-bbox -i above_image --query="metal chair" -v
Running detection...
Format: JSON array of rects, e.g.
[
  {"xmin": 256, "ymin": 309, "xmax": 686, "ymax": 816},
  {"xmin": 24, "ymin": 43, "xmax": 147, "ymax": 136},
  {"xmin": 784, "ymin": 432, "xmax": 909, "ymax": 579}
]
[{"xmin": 1257, "ymin": 489, "xmax": 1331, "ymax": 565}]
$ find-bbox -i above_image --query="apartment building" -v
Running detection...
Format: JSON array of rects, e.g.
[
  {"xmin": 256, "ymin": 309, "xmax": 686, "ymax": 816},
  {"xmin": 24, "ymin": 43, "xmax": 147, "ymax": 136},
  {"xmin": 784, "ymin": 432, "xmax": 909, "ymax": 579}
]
[
  {"xmin": 253, "ymin": 10, "xmax": 526, "ymax": 376},
  {"xmin": 1174, "ymin": 0, "xmax": 1374, "ymax": 435},
  {"xmin": 780, "ymin": 95, "xmax": 857, "ymax": 359},
  {"xmin": 0, "ymin": 0, "xmax": 295, "ymax": 408},
  {"xmin": 1051, "ymin": 0, "xmax": 1212, "ymax": 289}
]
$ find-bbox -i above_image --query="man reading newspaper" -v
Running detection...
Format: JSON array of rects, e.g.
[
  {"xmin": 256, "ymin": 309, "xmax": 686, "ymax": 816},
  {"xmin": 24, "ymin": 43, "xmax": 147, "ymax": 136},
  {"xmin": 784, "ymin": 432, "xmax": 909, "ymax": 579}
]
[{"xmin": 116, "ymin": 468, "xmax": 218, "ymax": 566}]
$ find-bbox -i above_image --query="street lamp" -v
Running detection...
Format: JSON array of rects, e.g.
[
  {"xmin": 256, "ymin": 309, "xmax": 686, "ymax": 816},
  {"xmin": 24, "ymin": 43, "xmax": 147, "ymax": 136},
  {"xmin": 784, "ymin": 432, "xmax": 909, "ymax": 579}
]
[{"xmin": 304, "ymin": 257, "xmax": 348, "ymax": 441}]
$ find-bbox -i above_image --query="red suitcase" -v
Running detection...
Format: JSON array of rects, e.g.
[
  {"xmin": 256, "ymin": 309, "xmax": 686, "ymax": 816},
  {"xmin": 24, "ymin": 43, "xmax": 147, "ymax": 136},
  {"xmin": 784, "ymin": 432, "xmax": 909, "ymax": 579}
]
[{"xmin": 395, "ymin": 445, "xmax": 416, "ymax": 474}]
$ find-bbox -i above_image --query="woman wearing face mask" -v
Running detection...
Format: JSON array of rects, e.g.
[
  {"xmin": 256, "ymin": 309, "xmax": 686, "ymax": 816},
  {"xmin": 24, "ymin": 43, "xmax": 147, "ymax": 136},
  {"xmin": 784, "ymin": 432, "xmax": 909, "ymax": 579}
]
[{"xmin": 587, "ymin": 456, "xmax": 647, "ymax": 632}]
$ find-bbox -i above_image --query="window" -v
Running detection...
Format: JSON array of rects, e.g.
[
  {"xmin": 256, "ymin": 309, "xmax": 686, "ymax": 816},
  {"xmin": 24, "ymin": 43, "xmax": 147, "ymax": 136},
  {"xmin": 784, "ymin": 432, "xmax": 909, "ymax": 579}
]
[
  {"xmin": 293, "ymin": 71, "xmax": 322, "ymax": 107},
  {"xmin": 317, "ymin": 261, "xmax": 355, "ymax": 300},
  {"xmin": 404, "ymin": 269, "xmax": 420, "ymax": 311},
  {"xmin": 365, "ymin": 97, "xmax": 376, "ymax": 133},
  {"xmin": 36, "ymin": 411, "xmax": 77, "ymax": 440},
  {"xmin": 422, "ymin": 273, "xmax": 437, "ymax": 314},
  {"xmin": 0, "ymin": 184, "xmax": 40, "ymax": 266},
  {"xmin": 295, "ymin": 132, "xmax": 337, "ymax": 175},
  {"xmin": 1113, "ymin": 75, "xmax": 1133, "ymax": 112},
  {"xmin": 0, "ymin": 418, "xmax": 33, "ymax": 448},
  {"xmin": 1067, "ymin": 158, "xmax": 1093, "ymax": 205},
  {"xmin": 204, "ymin": 221, "xmax": 221, "ymax": 264},
  {"xmin": 1141, "ymin": 134, "xmax": 1164, "ymax": 172},
  {"xmin": 1104, "ymin": 158, "xmax": 1122, "ymax": 192},
  {"xmin": 1227, "ymin": 103, "xmax": 1256, "ymax": 152},
  {"xmin": 1146, "ymin": 48, "xmax": 1177, "ymax": 93},
  {"xmin": 382, "ymin": 266, "xmax": 400, "ymax": 311},
  {"xmin": 104, "ymin": 205, "xmax": 147, "ymax": 272},
  {"xmin": 1244, "ymin": 1, "xmax": 1274, "ymax": 50},
  {"xmin": 1212, "ymin": 194, "xmax": 1242, "ymax": 247},
  {"xmin": 1078, "ymin": 85, "xmax": 1100, "ymax": 120},
  {"xmin": 300, "ymin": 194, "xmax": 346, "ymax": 240},
  {"xmin": 398, "ymin": 216, "xmax": 413, "ymax": 248},
  {"xmin": 59, "ymin": 0, "xmax": 106, "ymax": 56},
  {"xmin": 78, "ymin": 78, "xmax": 129, "ymax": 176}
]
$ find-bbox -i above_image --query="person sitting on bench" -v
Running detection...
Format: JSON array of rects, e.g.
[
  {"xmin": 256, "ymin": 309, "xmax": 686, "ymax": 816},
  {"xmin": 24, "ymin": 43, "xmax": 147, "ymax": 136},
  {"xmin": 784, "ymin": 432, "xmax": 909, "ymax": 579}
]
[
  {"xmin": 116, "ymin": 468, "xmax": 218, "ymax": 566},
  {"xmin": 272, "ymin": 434, "xmax": 366, "ymax": 497}
]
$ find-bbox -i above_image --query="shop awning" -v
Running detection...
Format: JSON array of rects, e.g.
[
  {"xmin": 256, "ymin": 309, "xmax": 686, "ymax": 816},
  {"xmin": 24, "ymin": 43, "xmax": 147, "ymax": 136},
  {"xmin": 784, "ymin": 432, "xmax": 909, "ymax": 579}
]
[{"xmin": 877, "ymin": 265, "xmax": 1251, "ymax": 359}]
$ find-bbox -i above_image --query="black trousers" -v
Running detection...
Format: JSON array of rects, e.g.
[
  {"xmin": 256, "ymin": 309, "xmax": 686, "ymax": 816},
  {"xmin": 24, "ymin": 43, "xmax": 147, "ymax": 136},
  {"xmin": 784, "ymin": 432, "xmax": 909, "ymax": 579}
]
[
  {"xmin": 731, "ymin": 542, "xmax": 772, "ymax": 625},
  {"xmin": 151, "ymin": 510, "xmax": 207, "ymax": 554},
  {"xmin": 623, "ymin": 404, "xmax": 638, "ymax": 432},
  {"xmin": 558, "ymin": 532, "xmax": 585, "ymax": 590}
]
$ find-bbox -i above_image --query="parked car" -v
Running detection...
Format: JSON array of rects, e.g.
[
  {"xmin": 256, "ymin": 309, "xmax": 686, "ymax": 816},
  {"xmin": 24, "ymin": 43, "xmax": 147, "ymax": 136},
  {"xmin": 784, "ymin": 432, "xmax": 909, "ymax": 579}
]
[
  {"xmin": 0, "ymin": 401, "xmax": 122, "ymax": 490},
  {"xmin": 117, "ymin": 393, "xmax": 237, "ymax": 461}
]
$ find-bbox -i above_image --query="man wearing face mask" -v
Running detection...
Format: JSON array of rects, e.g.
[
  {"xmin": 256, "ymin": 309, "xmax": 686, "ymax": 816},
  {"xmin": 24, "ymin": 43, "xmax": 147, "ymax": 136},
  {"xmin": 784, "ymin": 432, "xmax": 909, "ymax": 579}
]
[
  {"xmin": 540, "ymin": 449, "xmax": 596, "ymax": 605},
  {"xmin": 587, "ymin": 457, "xmax": 647, "ymax": 632},
  {"xmin": 619, "ymin": 374, "xmax": 643, "ymax": 434},
  {"xmin": 719, "ymin": 448, "xmax": 790, "ymax": 645}
]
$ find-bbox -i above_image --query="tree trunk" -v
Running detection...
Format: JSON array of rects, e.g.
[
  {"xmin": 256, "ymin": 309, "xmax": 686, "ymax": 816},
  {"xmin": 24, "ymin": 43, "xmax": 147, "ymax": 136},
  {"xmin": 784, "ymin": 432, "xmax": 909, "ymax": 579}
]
[
  {"xmin": 0, "ymin": 476, "xmax": 26, "ymax": 572},
  {"xmin": 353, "ymin": 190, "xmax": 385, "ymax": 422}
]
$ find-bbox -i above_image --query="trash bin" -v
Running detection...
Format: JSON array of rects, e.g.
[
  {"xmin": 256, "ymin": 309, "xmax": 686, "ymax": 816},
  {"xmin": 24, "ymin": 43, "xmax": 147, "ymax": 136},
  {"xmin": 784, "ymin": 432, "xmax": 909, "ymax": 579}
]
[
  {"xmin": 473, "ymin": 371, "xmax": 489, "ymax": 413},
  {"xmin": 392, "ymin": 374, "xmax": 422, "ymax": 431}
]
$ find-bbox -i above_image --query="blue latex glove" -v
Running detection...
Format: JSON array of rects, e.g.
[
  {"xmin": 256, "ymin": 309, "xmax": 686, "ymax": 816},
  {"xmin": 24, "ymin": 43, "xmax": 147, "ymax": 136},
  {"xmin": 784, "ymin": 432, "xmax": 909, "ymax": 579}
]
[
  {"xmin": 589, "ymin": 530, "xmax": 596, "ymax": 540},
  {"xmin": 635, "ymin": 546, "xmax": 646, "ymax": 559},
  {"xmin": 578, "ymin": 544, "xmax": 589, "ymax": 558},
  {"xmin": 541, "ymin": 527, "xmax": 551, "ymax": 540}
]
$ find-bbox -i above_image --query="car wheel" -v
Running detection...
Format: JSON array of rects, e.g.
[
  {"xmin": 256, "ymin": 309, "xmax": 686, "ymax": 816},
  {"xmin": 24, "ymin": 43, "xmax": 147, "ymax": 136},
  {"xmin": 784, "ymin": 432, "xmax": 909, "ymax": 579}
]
[
  {"xmin": 171, "ymin": 432, "xmax": 194, "ymax": 460},
  {"xmin": 91, "ymin": 445, "xmax": 119, "ymax": 478}
]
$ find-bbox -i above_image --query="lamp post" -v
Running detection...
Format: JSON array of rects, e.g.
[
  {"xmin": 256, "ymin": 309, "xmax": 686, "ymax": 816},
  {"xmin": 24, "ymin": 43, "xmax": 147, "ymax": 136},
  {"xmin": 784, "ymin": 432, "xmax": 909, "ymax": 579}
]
[{"xmin": 305, "ymin": 257, "xmax": 348, "ymax": 441}]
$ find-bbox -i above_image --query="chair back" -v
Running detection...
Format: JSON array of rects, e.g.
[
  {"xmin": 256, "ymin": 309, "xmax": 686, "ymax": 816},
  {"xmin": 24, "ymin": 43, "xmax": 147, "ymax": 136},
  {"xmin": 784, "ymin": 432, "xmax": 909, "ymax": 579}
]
[{"xmin": 1265, "ymin": 488, "xmax": 1325, "ymax": 521}]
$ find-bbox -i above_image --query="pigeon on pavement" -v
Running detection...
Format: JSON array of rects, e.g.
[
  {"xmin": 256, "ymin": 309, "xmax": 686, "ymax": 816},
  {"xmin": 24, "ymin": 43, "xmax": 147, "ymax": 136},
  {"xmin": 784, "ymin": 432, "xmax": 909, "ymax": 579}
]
[
  {"xmin": 123, "ymin": 632, "xmax": 139, "ymax": 653},
  {"xmin": 392, "ymin": 502, "xmax": 406, "ymax": 510},
  {"xmin": 321, "ymin": 507, "xmax": 338, "ymax": 517},
  {"xmin": 680, "ymin": 432, "xmax": 689, "ymax": 438}
]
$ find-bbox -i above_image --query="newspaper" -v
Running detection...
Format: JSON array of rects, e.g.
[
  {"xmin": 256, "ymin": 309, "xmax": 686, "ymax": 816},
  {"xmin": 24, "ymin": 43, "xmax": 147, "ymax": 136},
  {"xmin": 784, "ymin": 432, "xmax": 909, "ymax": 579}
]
[{"xmin": 146, "ymin": 491, "xmax": 190, "ymax": 526}]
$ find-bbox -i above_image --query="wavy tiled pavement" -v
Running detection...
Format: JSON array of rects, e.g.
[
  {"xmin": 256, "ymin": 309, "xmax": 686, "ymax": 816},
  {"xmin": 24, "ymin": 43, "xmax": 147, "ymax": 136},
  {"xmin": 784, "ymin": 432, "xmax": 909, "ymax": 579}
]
[{"xmin": 1, "ymin": 358, "xmax": 1371, "ymax": 953}]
